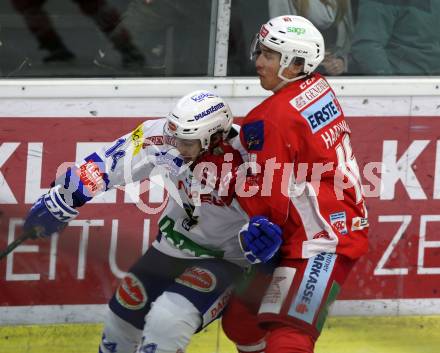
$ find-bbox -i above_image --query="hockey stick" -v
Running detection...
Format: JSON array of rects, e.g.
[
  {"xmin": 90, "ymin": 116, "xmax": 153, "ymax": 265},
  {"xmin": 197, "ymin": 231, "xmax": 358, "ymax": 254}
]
[{"xmin": 0, "ymin": 232, "xmax": 35, "ymax": 261}]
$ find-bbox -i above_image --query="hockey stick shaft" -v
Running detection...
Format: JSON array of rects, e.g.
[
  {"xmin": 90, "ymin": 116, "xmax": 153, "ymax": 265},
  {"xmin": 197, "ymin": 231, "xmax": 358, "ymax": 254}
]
[{"xmin": 0, "ymin": 232, "xmax": 34, "ymax": 261}]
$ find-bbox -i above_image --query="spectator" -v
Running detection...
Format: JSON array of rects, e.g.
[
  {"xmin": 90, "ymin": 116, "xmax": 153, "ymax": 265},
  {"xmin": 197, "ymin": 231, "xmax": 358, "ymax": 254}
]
[
  {"xmin": 96, "ymin": 0, "xmax": 211, "ymax": 76},
  {"xmin": 351, "ymin": 0, "xmax": 440, "ymax": 75},
  {"xmin": 269, "ymin": 0, "xmax": 354, "ymax": 75},
  {"xmin": 10, "ymin": 0, "xmax": 144, "ymax": 66}
]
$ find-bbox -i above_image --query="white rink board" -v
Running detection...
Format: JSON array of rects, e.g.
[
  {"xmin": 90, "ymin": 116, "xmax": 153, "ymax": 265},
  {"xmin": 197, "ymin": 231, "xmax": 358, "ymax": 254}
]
[
  {"xmin": 1, "ymin": 299, "xmax": 440, "ymax": 325},
  {"xmin": 1, "ymin": 77, "xmax": 440, "ymax": 324},
  {"xmin": 0, "ymin": 77, "xmax": 439, "ymax": 118}
]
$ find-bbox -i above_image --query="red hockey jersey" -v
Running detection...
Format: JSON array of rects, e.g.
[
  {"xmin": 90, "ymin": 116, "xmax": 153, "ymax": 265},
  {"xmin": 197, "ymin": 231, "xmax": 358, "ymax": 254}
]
[{"xmin": 237, "ymin": 73, "xmax": 369, "ymax": 260}]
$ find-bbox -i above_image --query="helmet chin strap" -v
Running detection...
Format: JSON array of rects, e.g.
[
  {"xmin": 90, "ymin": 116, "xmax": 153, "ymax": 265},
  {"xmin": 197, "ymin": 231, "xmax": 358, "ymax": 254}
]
[{"xmin": 274, "ymin": 65, "xmax": 307, "ymax": 92}]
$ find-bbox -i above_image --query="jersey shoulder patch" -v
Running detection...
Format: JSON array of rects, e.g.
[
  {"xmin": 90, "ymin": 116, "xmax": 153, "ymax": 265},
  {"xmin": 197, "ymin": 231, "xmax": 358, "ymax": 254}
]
[{"xmin": 242, "ymin": 120, "xmax": 264, "ymax": 151}]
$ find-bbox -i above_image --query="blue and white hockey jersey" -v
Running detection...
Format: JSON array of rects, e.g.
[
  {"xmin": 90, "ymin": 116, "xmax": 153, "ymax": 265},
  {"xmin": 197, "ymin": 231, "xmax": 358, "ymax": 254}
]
[{"xmin": 56, "ymin": 119, "xmax": 249, "ymax": 267}]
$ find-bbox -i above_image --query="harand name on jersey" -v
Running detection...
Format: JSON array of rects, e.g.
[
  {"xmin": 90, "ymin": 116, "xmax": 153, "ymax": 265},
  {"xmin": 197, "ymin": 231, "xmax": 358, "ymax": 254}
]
[{"xmin": 320, "ymin": 120, "xmax": 351, "ymax": 149}]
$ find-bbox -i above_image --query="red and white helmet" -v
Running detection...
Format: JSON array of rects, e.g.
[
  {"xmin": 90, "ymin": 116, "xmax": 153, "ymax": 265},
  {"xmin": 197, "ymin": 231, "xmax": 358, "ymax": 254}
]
[
  {"xmin": 251, "ymin": 15, "xmax": 325, "ymax": 81},
  {"xmin": 165, "ymin": 90, "xmax": 233, "ymax": 150}
]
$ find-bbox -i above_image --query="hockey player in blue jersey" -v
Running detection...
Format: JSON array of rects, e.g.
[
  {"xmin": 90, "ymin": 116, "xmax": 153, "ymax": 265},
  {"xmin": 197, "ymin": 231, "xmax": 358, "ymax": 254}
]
[{"xmin": 22, "ymin": 90, "xmax": 282, "ymax": 353}]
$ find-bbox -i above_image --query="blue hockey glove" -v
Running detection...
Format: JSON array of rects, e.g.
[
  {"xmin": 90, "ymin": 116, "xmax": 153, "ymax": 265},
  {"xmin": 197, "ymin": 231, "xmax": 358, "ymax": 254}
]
[
  {"xmin": 23, "ymin": 185, "xmax": 79, "ymax": 238},
  {"xmin": 239, "ymin": 215, "xmax": 282, "ymax": 264}
]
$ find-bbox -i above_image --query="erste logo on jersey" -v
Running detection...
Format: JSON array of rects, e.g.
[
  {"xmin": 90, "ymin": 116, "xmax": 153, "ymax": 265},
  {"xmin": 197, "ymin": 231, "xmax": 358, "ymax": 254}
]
[{"xmin": 300, "ymin": 91, "xmax": 342, "ymax": 133}]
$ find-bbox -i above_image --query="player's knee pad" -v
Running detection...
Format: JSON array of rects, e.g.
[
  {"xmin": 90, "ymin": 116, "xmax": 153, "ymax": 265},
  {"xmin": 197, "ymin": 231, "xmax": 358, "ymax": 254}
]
[
  {"xmin": 138, "ymin": 291, "xmax": 202, "ymax": 353},
  {"xmin": 99, "ymin": 308, "xmax": 142, "ymax": 353},
  {"xmin": 265, "ymin": 326, "xmax": 315, "ymax": 353}
]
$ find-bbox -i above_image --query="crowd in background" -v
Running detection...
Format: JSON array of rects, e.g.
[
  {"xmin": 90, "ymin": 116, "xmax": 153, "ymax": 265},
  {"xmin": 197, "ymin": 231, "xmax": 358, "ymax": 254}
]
[{"xmin": 0, "ymin": 0, "xmax": 439, "ymax": 77}]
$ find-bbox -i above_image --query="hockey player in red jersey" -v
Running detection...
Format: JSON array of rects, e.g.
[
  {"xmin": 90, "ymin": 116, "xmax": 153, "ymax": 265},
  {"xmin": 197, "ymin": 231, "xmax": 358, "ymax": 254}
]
[{"xmin": 222, "ymin": 15, "xmax": 369, "ymax": 353}]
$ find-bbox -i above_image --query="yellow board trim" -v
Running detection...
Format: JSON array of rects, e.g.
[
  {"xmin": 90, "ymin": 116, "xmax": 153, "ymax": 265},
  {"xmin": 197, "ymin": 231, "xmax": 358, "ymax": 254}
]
[{"xmin": 0, "ymin": 316, "xmax": 439, "ymax": 353}]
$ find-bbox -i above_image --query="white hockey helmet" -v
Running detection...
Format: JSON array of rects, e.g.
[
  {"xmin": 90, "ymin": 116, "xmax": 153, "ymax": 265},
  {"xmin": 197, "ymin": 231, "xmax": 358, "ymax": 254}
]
[
  {"xmin": 251, "ymin": 15, "xmax": 325, "ymax": 81},
  {"xmin": 165, "ymin": 90, "xmax": 233, "ymax": 150}
]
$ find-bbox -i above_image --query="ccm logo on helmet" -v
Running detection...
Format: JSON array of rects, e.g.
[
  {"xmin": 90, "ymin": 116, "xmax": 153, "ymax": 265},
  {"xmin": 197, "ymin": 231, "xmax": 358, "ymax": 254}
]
[
  {"xmin": 293, "ymin": 48, "xmax": 309, "ymax": 55},
  {"xmin": 194, "ymin": 102, "xmax": 225, "ymax": 121}
]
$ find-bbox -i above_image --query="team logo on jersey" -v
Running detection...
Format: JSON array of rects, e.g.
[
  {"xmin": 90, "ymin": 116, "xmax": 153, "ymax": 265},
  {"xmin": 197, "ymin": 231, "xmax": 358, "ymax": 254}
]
[
  {"xmin": 175, "ymin": 267, "xmax": 217, "ymax": 292},
  {"xmin": 242, "ymin": 120, "xmax": 264, "ymax": 151},
  {"xmin": 330, "ymin": 212, "xmax": 348, "ymax": 235},
  {"xmin": 351, "ymin": 216, "xmax": 369, "ymax": 231},
  {"xmin": 290, "ymin": 78, "xmax": 330, "ymax": 111},
  {"xmin": 116, "ymin": 273, "xmax": 147, "ymax": 310},
  {"xmin": 300, "ymin": 91, "xmax": 342, "ymax": 133}
]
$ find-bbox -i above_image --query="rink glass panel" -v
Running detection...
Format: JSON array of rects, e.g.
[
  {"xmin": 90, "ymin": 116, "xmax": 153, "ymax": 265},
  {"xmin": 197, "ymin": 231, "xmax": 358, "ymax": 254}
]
[{"xmin": 0, "ymin": 0, "xmax": 215, "ymax": 77}]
